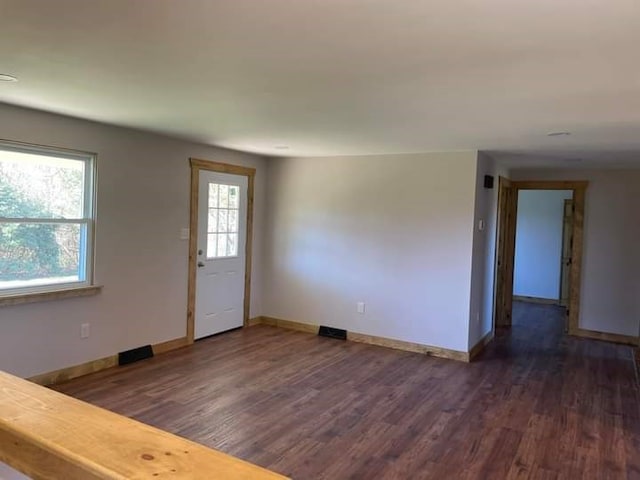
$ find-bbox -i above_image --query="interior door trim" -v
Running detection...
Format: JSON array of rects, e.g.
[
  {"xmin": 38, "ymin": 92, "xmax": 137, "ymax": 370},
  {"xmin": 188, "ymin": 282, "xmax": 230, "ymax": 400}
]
[
  {"xmin": 187, "ymin": 158, "xmax": 256, "ymax": 344},
  {"xmin": 494, "ymin": 180, "xmax": 588, "ymax": 338}
]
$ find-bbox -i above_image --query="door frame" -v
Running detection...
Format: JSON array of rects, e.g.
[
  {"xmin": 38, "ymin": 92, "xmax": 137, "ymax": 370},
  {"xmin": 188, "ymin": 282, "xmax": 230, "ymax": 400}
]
[
  {"xmin": 558, "ymin": 198, "xmax": 574, "ymax": 308},
  {"xmin": 187, "ymin": 158, "xmax": 256, "ymax": 344},
  {"xmin": 493, "ymin": 180, "xmax": 588, "ymax": 336},
  {"xmin": 493, "ymin": 177, "xmax": 517, "ymax": 328}
]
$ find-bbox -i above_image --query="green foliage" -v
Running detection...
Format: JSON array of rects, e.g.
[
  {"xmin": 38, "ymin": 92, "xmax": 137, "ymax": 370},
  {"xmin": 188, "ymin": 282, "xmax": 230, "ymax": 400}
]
[{"xmin": 0, "ymin": 178, "xmax": 61, "ymax": 281}]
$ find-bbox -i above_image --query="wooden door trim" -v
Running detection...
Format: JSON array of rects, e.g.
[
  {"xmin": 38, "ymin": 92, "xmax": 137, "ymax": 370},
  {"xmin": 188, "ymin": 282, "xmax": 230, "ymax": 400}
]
[
  {"xmin": 558, "ymin": 199, "xmax": 573, "ymax": 308},
  {"xmin": 187, "ymin": 158, "xmax": 256, "ymax": 344},
  {"xmin": 493, "ymin": 177, "xmax": 517, "ymax": 328},
  {"xmin": 508, "ymin": 180, "xmax": 588, "ymax": 337}
]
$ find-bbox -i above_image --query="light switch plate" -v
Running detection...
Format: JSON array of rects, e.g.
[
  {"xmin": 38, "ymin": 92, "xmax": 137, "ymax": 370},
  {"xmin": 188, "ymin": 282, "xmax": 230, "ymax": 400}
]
[{"xmin": 180, "ymin": 228, "xmax": 190, "ymax": 240}]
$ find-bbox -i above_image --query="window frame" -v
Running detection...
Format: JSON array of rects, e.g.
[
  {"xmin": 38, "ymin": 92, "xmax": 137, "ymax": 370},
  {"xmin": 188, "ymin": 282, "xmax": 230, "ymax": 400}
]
[
  {"xmin": 0, "ymin": 140, "xmax": 97, "ymax": 297},
  {"xmin": 206, "ymin": 182, "xmax": 241, "ymax": 259}
]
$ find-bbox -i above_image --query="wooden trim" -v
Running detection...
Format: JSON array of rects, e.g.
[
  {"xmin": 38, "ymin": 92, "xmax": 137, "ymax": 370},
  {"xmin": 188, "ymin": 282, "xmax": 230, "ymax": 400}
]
[
  {"xmin": 187, "ymin": 161, "xmax": 199, "ymax": 344},
  {"xmin": 152, "ymin": 336, "xmax": 189, "ymax": 355},
  {"xmin": 574, "ymin": 328, "xmax": 638, "ymax": 346},
  {"xmin": 187, "ymin": 158, "xmax": 256, "ymax": 344},
  {"xmin": 261, "ymin": 316, "xmax": 320, "ymax": 334},
  {"xmin": 468, "ymin": 331, "xmax": 494, "ymax": 362},
  {"xmin": 513, "ymin": 295, "xmax": 559, "ymax": 305},
  {"xmin": 505, "ymin": 181, "xmax": 588, "ymax": 338},
  {"xmin": 0, "ymin": 285, "xmax": 102, "ymax": 307},
  {"xmin": 511, "ymin": 180, "xmax": 589, "ymax": 190},
  {"xmin": 348, "ymin": 331, "xmax": 469, "ymax": 362},
  {"xmin": 189, "ymin": 158, "xmax": 256, "ymax": 176},
  {"xmin": 0, "ymin": 370, "xmax": 288, "ymax": 480},
  {"xmin": 568, "ymin": 184, "xmax": 586, "ymax": 336},
  {"xmin": 246, "ymin": 316, "xmax": 264, "ymax": 327},
  {"xmin": 28, "ymin": 355, "xmax": 118, "ymax": 387},
  {"xmin": 28, "ymin": 336, "xmax": 191, "ymax": 387},
  {"xmin": 244, "ymin": 174, "xmax": 255, "ymax": 331},
  {"xmin": 256, "ymin": 316, "xmax": 470, "ymax": 362},
  {"xmin": 494, "ymin": 177, "xmax": 517, "ymax": 328}
]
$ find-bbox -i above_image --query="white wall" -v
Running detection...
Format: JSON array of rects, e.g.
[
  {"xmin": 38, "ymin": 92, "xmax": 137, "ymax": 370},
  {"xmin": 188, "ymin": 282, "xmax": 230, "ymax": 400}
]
[
  {"xmin": 0, "ymin": 103, "xmax": 267, "ymax": 378},
  {"xmin": 263, "ymin": 151, "xmax": 479, "ymax": 353},
  {"xmin": 0, "ymin": 462, "xmax": 28, "ymax": 480},
  {"xmin": 513, "ymin": 190, "xmax": 573, "ymax": 300},
  {"xmin": 467, "ymin": 153, "xmax": 506, "ymax": 348},
  {"xmin": 510, "ymin": 168, "xmax": 640, "ymax": 337}
]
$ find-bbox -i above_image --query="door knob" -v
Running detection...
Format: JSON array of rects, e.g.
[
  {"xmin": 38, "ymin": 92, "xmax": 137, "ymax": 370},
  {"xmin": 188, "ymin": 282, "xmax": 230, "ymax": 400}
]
[{"xmin": 197, "ymin": 261, "xmax": 205, "ymax": 268}]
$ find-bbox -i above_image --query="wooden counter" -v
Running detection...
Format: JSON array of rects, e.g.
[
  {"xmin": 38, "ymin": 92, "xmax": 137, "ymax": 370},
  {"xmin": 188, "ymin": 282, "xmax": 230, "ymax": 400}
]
[{"xmin": 0, "ymin": 370, "xmax": 288, "ymax": 479}]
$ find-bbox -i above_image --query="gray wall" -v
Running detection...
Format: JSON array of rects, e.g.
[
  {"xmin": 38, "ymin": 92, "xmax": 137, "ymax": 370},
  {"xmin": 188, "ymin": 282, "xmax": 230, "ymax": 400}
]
[
  {"xmin": 511, "ymin": 168, "xmax": 640, "ymax": 336},
  {"xmin": 262, "ymin": 151, "xmax": 479, "ymax": 353},
  {"xmin": 468, "ymin": 153, "xmax": 506, "ymax": 348},
  {"xmin": 0, "ymin": 103, "xmax": 268, "ymax": 378}
]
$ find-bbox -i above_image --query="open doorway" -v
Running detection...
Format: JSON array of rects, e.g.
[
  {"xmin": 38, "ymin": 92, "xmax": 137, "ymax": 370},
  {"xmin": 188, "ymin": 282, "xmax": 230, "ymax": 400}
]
[
  {"xmin": 512, "ymin": 190, "xmax": 573, "ymax": 332},
  {"xmin": 493, "ymin": 179, "xmax": 588, "ymax": 336},
  {"xmin": 512, "ymin": 190, "xmax": 573, "ymax": 314}
]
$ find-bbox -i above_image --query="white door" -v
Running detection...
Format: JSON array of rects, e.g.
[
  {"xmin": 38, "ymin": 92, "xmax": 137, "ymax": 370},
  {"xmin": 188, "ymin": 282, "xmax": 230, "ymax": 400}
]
[{"xmin": 195, "ymin": 171, "xmax": 247, "ymax": 339}]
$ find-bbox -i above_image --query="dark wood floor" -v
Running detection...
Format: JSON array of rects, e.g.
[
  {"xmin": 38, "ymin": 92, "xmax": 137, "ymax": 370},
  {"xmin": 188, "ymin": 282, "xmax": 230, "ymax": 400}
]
[{"xmin": 56, "ymin": 302, "xmax": 640, "ymax": 479}]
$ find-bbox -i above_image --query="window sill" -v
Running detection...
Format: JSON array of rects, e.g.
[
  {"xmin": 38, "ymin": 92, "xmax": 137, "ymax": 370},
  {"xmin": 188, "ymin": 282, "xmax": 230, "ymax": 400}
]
[{"xmin": 0, "ymin": 285, "xmax": 103, "ymax": 307}]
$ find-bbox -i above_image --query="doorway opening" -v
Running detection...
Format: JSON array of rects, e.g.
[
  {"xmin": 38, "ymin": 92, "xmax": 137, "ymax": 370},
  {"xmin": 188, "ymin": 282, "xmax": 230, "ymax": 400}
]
[
  {"xmin": 187, "ymin": 158, "xmax": 255, "ymax": 344},
  {"xmin": 512, "ymin": 190, "xmax": 573, "ymax": 311},
  {"xmin": 493, "ymin": 179, "xmax": 588, "ymax": 336}
]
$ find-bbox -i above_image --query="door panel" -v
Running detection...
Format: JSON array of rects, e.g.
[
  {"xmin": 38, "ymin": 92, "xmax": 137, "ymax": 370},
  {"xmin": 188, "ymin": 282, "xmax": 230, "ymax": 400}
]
[{"xmin": 195, "ymin": 171, "xmax": 248, "ymax": 339}]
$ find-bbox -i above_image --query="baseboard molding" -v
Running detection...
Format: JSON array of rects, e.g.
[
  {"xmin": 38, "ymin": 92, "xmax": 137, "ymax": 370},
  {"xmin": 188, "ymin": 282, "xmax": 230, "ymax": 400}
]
[
  {"xmin": 261, "ymin": 316, "xmax": 320, "ymax": 334},
  {"xmin": 28, "ymin": 336, "xmax": 189, "ymax": 387},
  {"xmin": 152, "ymin": 336, "xmax": 189, "ymax": 355},
  {"xmin": 513, "ymin": 295, "xmax": 559, "ymax": 306},
  {"xmin": 468, "ymin": 331, "xmax": 494, "ymax": 361},
  {"xmin": 246, "ymin": 316, "xmax": 264, "ymax": 327},
  {"xmin": 574, "ymin": 328, "xmax": 638, "ymax": 346},
  {"xmin": 28, "ymin": 355, "xmax": 118, "ymax": 386},
  {"xmin": 255, "ymin": 316, "xmax": 469, "ymax": 362}
]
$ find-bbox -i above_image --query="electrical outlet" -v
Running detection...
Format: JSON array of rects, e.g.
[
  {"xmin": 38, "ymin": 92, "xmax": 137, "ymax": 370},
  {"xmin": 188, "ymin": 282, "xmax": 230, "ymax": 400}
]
[
  {"xmin": 357, "ymin": 302, "xmax": 365, "ymax": 314},
  {"xmin": 80, "ymin": 323, "xmax": 90, "ymax": 339}
]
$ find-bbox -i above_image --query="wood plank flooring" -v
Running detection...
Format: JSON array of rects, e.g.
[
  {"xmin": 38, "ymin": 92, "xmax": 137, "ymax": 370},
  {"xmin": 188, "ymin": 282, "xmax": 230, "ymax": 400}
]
[{"xmin": 55, "ymin": 302, "xmax": 640, "ymax": 479}]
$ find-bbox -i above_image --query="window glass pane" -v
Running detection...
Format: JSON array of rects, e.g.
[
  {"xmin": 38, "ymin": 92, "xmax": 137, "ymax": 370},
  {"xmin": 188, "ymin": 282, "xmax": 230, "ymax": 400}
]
[
  {"xmin": 207, "ymin": 209, "xmax": 218, "ymax": 233},
  {"xmin": 208, "ymin": 183, "xmax": 219, "ymax": 208},
  {"xmin": 0, "ymin": 222, "xmax": 83, "ymax": 290},
  {"xmin": 229, "ymin": 185, "xmax": 240, "ymax": 209},
  {"xmin": 228, "ymin": 209, "xmax": 238, "ymax": 233},
  {"xmin": 207, "ymin": 233, "xmax": 217, "ymax": 258},
  {"xmin": 227, "ymin": 233, "xmax": 238, "ymax": 256},
  {"xmin": 218, "ymin": 209, "xmax": 228, "ymax": 233},
  {"xmin": 216, "ymin": 233, "xmax": 227, "ymax": 257},
  {"xmin": 218, "ymin": 184, "xmax": 229, "ymax": 208},
  {"xmin": 0, "ymin": 150, "xmax": 85, "ymax": 219}
]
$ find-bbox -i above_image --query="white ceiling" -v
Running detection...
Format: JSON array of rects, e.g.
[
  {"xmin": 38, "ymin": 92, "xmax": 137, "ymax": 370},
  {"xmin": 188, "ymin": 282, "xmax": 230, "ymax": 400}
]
[{"xmin": 1, "ymin": 0, "xmax": 640, "ymax": 164}]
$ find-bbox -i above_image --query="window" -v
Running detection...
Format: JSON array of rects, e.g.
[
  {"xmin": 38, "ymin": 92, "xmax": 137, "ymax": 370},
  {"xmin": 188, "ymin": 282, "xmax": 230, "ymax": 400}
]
[
  {"xmin": 0, "ymin": 141, "xmax": 95, "ymax": 295},
  {"xmin": 206, "ymin": 183, "xmax": 239, "ymax": 258}
]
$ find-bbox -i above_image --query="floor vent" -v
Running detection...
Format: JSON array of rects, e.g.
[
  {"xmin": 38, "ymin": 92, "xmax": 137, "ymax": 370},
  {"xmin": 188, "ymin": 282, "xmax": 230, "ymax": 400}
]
[
  {"xmin": 118, "ymin": 345, "xmax": 154, "ymax": 365},
  {"xmin": 318, "ymin": 326, "xmax": 347, "ymax": 340}
]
